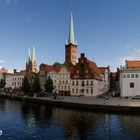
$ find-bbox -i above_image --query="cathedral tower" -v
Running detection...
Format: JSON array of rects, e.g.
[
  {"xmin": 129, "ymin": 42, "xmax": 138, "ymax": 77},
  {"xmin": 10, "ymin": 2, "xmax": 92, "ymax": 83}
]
[
  {"xmin": 65, "ymin": 12, "xmax": 77, "ymax": 65},
  {"xmin": 26, "ymin": 46, "xmax": 38, "ymax": 73}
]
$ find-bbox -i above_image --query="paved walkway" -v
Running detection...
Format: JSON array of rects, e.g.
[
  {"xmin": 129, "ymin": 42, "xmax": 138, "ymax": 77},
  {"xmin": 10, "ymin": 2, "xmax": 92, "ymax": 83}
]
[{"xmin": 37, "ymin": 96, "xmax": 140, "ymax": 107}]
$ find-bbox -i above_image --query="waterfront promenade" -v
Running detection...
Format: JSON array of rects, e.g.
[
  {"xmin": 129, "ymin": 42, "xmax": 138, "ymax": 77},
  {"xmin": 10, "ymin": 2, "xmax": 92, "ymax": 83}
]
[
  {"xmin": 1, "ymin": 93, "xmax": 140, "ymax": 112},
  {"xmin": 36, "ymin": 95, "xmax": 140, "ymax": 107}
]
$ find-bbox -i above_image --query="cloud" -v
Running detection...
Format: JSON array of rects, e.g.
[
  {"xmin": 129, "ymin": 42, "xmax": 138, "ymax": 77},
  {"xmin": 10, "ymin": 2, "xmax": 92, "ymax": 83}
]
[
  {"xmin": 0, "ymin": 60, "xmax": 5, "ymax": 63},
  {"xmin": 100, "ymin": 46, "xmax": 140, "ymax": 71},
  {"xmin": 6, "ymin": 0, "xmax": 18, "ymax": 4}
]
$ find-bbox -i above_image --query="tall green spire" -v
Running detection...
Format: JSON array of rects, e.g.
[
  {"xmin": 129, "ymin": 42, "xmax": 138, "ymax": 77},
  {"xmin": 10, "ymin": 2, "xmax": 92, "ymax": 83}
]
[{"xmin": 67, "ymin": 12, "xmax": 77, "ymax": 45}]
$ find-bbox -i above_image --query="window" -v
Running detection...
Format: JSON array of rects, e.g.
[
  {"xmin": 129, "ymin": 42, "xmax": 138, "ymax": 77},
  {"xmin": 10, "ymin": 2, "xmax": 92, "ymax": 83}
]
[
  {"xmin": 127, "ymin": 74, "xmax": 130, "ymax": 78},
  {"xmin": 76, "ymin": 81, "xmax": 78, "ymax": 85},
  {"xmin": 130, "ymin": 82, "xmax": 134, "ymax": 88},
  {"xmin": 86, "ymin": 89, "xmax": 89, "ymax": 94},
  {"xmin": 77, "ymin": 70, "xmax": 79, "ymax": 74},
  {"xmin": 135, "ymin": 74, "xmax": 139, "ymax": 78},
  {"xmin": 76, "ymin": 89, "xmax": 78, "ymax": 93},
  {"xmin": 82, "ymin": 81, "xmax": 84, "ymax": 86},
  {"xmin": 72, "ymin": 81, "xmax": 74, "ymax": 85},
  {"xmin": 91, "ymin": 81, "xmax": 93, "ymax": 85},
  {"xmin": 131, "ymin": 74, "xmax": 134, "ymax": 78},
  {"xmin": 72, "ymin": 89, "xmax": 74, "ymax": 93},
  {"xmin": 123, "ymin": 74, "xmax": 126, "ymax": 78},
  {"xmin": 86, "ymin": 81, "xmax": 89, "ymax": 85}
]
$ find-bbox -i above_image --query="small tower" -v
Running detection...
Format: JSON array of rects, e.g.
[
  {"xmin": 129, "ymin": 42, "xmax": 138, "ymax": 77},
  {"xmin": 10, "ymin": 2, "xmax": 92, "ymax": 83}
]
[
  {"xmin": 65, "ymin": 12, "xmax": 77, "ymax": 65},
  {"xmin": 26, "ymin": 46, "xmax": 38, "ymax": 73}
]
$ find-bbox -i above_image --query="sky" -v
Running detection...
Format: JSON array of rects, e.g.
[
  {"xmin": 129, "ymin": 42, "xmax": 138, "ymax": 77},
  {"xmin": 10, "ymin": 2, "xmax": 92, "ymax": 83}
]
[{"xmin": 0, "ymin": 0, "xmax": 140, "ymax": 72}]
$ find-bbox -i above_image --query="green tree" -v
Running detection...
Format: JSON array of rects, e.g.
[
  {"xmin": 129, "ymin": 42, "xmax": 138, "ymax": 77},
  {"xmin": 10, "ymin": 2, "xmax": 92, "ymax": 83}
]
[
  {"xmin": 0, "ymin": 78, "xmax": 5, "ymax": 89},
  {"xmin": 45, "ymin": 77, "xmax": 54, "ymax": 94},
  {"xmin": 53, "ymin": 62, "xmax": 62, "ymax": 67},
  {"xmin": 32, "ymin": 75, "xmax": 41, "ymax": 93},
  {"xmin": 21, "ymin": 76, "xmax": 30, "ymax": 93},
  {"xmin": 63, "ymin": 62, "xmax": 74, "ymax": 67}
]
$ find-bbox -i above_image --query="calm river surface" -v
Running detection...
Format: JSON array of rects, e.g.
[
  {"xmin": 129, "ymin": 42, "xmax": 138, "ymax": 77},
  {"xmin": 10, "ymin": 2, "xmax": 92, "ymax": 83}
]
[{"xmin": 0, "ymin": 98, "xmax": 140, "ymax": 140}]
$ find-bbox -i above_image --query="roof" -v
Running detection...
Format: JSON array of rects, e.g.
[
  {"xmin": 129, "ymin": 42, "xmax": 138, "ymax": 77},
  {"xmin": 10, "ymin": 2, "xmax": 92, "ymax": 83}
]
[
  {"xmin": 87, "ymin": 60, "xmax": 102, "ymax": 80},
  {"xmin": 40, "ymin": 64, "xmax": 61, "ymax": 73},
  {"xmin": 98, "ymin": 67, "xmax": 109, "ymax": 75},
  {"xmin": 126, "ymin": 60, "xmax": 140, "ymax": 68},
  {"xmin": 66, "ymin": 12, "xmax": 77, "ymax": 46},
  {"xmin": 111, "ymin": 72, "xmax": 117, "ymax": 78},
  {"xmin": 87, "ymin": 60, "xmax": 100, "ymax": 75}
]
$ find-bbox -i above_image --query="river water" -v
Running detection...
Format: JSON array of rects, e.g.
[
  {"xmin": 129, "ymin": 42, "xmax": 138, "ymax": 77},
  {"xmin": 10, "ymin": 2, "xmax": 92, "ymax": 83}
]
[{"xmin": 0, "ymin": 98, "xmax": 140, "ymax": 140}]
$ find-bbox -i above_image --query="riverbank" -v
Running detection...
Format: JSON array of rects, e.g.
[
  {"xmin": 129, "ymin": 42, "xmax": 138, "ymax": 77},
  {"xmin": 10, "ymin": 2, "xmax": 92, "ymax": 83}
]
[{"xmin": 1, "ymin": 93, "xmax": 140, "ymax": 113}]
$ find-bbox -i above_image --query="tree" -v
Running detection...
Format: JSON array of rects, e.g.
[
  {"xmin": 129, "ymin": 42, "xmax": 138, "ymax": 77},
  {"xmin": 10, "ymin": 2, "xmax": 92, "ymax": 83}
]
[
  {"xmin": 53, "ymin": 62, "xmax": 62, "ymax": 67},
  {"xmin": 32, "ymin": 75, "xmax": 41, "ymax": 93},
  {"xmin": 21, "ymin": 76, "xmax": 31, "ymax": 93},
  {"xmin": 45, "ymin": 77, "xmax": 54, "ymax": 94},
  {"xmin": 63, "ymin": 62, "xmax": 74, "ymax": 67},
  {"xmin": 0, "ymin": 78, "xmax": 5, "ymax": 89}
]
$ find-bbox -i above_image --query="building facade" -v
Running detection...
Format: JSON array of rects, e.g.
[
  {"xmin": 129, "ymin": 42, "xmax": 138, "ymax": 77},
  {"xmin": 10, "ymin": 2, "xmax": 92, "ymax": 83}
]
[
  {"xmin": 5, "ymin": 70, "xmax": 25, "ymax": 89},
  {"xmin": 70, "ymin": 53, "xmax": 104, "ymax": 96},
  {"xmin": 120, "ymin": 60, "xmax": 140, "ymax": 97},
  {"xmin": 56, "ymin": 67, "xmax": 71, "ymax": 95}
]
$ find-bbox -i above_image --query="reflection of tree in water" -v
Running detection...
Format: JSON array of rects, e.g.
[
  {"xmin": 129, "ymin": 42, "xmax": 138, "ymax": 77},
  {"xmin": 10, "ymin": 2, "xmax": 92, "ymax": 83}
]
[
  {"xmin": 53, "ymin": 108, "xmax": 98, "ymax": 140},
  {"xmin": 20, "ymin": 102, "xmax": 53, "ymax": 128},
  {"xmin": 0, "ymin": 98, "xmax": 6, "ymax": 111}
]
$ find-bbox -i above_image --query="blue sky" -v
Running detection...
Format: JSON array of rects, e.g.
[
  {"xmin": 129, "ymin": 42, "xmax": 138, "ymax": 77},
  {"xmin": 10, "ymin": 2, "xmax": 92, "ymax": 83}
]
[{"xmin": 0, "ymin": 0, "xmax": 140, "ymax": 71}]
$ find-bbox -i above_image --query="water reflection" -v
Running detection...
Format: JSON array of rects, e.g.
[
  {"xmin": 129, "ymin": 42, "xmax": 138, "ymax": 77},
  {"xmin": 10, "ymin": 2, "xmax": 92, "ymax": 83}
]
[{"xmin": 0, "ymin": 98, "xmax": 140, "ymax": 139}]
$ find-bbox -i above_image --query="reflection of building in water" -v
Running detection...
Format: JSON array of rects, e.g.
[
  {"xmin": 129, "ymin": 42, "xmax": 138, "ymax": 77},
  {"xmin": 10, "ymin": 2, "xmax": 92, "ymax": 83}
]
[{"xmin": 52, "ymin": 108, "xmax": 98, "ymax": 139}]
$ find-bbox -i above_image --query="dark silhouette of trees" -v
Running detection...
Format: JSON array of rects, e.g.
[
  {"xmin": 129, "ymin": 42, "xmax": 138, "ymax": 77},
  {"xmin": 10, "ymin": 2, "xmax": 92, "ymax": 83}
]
[{"xmin": 45, "ymin": 77, "xmax": 54, "ymax": 94}]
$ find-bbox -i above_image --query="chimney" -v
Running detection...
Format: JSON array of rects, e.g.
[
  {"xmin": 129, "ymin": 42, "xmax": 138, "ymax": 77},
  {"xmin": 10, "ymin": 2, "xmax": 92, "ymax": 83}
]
[
  {"xmin": 13, "ymin": 69, "xmax": 17, "ymax": 73},
  {"xmin": 81, "ymin": 53, "xmax": 85, "ymax": 58}
]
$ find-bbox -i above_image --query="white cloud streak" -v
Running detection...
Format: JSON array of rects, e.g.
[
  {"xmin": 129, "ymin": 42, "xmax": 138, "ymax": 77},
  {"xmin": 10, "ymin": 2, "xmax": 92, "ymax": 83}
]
[{"xmin": 6, "ymin": 0, "xmax": 18, "ymax": 4}]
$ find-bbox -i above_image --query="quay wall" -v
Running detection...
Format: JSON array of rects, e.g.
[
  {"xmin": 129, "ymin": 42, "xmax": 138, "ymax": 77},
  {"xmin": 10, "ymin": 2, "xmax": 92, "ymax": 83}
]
[{"xmin": 0, "ymin": 94, "xmax": 140, "ymax": 113}]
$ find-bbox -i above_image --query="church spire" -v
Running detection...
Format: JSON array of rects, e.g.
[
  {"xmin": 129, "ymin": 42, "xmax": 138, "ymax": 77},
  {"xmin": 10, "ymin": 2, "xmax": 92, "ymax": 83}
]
[
  {"xmin": 67, "ymin": 12, "xmax": 76, "ymax": 45},
  {"xmin": 31, "ymin": 46, "xmax": 36, "ymax": 62}
]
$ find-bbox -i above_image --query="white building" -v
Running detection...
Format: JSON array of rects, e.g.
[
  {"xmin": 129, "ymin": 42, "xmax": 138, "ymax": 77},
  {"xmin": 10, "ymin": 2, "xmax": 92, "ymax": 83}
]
[
  {"xmin": 56, "ymin": 67, "xmax": 71, "ymax": 95},
  {"xmin": 120, "ymin": 60, "xmax": 140, "ymax": 97},
  {"xmin": 39, "ymin": 63, "xmax": 61, "ymax": 92},
  {"xmin": 5, "ymin": 70, "xmax": 25, "ymax": 89}
]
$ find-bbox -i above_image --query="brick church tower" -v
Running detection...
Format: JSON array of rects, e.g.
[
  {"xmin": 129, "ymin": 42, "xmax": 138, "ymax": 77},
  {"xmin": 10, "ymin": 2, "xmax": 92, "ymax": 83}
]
[{"xmin": 65, "ymin": 12, "xmax": 77, "ymax": 65}]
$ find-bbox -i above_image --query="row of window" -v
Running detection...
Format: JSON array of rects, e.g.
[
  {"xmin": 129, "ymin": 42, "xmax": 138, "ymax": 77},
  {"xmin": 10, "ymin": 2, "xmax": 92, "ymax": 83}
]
[
  {"xmin": 123, "ymin": 74, "xmax": 138, "ymax": 78},
  {"xmin": 12, "ymin": 78, "xmax": 23, "ymax": 81},
  {"xmin": 72, "ymin": 88, "xmax": 93, "ymax": 94},
  {"xmin": 59, "ymin": 80, "xmax": 69, "ymax": 84},
  {"xmin": 58, "ymin": 85, "xmax": 70, "ymax": 90},
  {"xmin": 72, "ymin": 80, "xmax": 93, "ymax": 86},
  {"xmin": 12, "ymin": 82, "xmax": 22, "ymax": 86}
]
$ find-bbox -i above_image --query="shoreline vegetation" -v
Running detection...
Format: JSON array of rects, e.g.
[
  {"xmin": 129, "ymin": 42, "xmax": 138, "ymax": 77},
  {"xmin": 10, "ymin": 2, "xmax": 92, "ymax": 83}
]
[{"xmin": 1, "ymin": 93, "xmax": 140, "ymax": 114}]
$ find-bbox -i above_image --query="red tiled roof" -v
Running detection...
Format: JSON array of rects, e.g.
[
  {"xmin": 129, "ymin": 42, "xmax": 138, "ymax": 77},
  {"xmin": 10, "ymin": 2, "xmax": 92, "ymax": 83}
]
[
  {"xmin": 40, "ymin": 64, "xmax": 62, "ymax": 73},
  {"xmin": 87, "ymin": 60, "xmax": 102, "ymax": 80},
  {"xmin": 126, "ymin": 60, "xmax": 140, "ymax": 68},
  {"xmin": 87, "ymin": 60, "xmax": 100, "ymax": 75},
  {"xmin": 112, "ymin": 72, "xmax": 116, "ymax": 78},
  {"xmin": 98, "ymin": 67, "xmax": 109, "ymax": 75}
]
